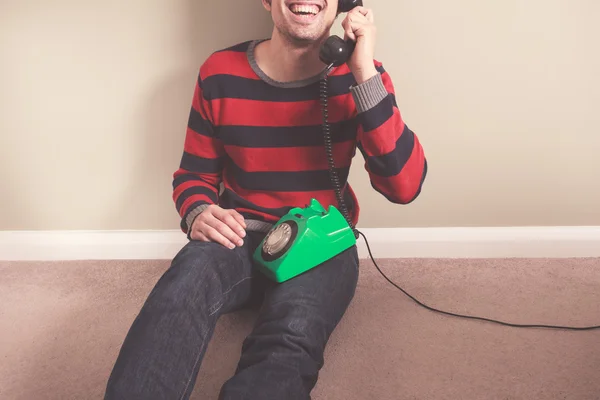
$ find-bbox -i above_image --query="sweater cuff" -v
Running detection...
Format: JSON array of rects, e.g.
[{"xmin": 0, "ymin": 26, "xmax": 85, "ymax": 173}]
[
  {"xmin": 350, "ymin": 73, "xmax": 388, "ymax": 114},
  {"xmin": 184, "ymin": 204, "xmax": 211, "ymax": 237}
]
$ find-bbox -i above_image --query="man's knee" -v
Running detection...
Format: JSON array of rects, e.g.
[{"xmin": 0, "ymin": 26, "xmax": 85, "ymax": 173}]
[{"xmin": 150, "ymin": 240, "xmax": 250, "ymax": 308}]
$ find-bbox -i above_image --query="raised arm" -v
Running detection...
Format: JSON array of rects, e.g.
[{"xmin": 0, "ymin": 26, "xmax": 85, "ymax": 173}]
[{"xmin": 350, "ymin": 62, "xmax": 428, "ymax": 204}]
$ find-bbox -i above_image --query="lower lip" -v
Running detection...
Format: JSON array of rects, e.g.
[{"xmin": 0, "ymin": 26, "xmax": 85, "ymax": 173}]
[{"xmin": 287, "ymin": 8, "xmax": 320, "ymax": 24}]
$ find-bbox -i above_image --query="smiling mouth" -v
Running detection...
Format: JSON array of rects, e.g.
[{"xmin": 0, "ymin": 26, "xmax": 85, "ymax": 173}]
[{"xmin": 288, "ymin": 3, "xmax": 322, "ymax": 17}]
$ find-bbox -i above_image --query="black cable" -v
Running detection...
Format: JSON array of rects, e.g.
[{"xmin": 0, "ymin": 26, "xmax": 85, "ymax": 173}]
[
  {"xmin": 320, "ymin": 71, "xmax": 358, "ymax": 238},
  {"xmin": 358, "ymin": 230, "xmax": 600, "ymax": 331},
  {"xmin": 320, "ymin": 69, "xmax": 600, "ymax": 332}
]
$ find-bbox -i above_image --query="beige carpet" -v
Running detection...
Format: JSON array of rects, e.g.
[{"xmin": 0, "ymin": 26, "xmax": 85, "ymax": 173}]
[{"xmin": 1, "ymin": 257, "xmax": 599, "ymax": 400}]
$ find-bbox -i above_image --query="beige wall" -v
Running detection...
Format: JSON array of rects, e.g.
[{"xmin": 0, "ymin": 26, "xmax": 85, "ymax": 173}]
[{"xmin": 1, "ymin": 0, "xmax": 599, "ymax": 231}]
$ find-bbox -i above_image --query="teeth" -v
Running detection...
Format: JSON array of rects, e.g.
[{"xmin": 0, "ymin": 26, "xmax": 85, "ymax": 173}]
[{"xmin": 290, "ymin": 4, "xmax": 319, "ymax": 15}]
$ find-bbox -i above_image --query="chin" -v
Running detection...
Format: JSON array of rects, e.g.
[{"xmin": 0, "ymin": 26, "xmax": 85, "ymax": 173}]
[
  {"xmin": 287, "ymin": 30, "xmax": 325, "ymax": 43},
  {"xmin": 277, "ymin": 23, "xmax": 331, "ymax": 46}
]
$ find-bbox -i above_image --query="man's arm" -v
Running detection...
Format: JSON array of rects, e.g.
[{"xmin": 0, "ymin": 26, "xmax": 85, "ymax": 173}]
[
  {"xmin": 341, "ymin": 6, "xmax": 427, "ymax": 204},
  {"xmin": 350, "ymin": 64, "xmax": 428, "ymax": 204},
  {"xmin": 172, "ymin": 73, "xmax": 225, "ymax": 233}
]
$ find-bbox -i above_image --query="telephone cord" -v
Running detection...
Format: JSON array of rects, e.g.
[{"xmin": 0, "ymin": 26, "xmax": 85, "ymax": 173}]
[
  {"xmin": 320, "ymin": 70, "xmax": 358, "ymax": 238},
  {"xmin": 319, "ymin": 71, "xmax": 600, "ymax": 332}
]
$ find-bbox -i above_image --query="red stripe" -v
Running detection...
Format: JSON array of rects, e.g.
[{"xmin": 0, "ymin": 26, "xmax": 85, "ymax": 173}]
[
  {"xmin": 329, "ymin": 64, "xmax": 352, "ymax": 77},
  {"xmin": 211, "ymin": 94, "xmax": 353, "ymax": 127},
  {"xmin": 172, "ymin": 179, "xmax": 218, "ymax": 204},
  {"xmin": 224, "ymin": 141, "xmax": 355, "ymax": 172},
  {"xmin": 180, "ymin": 194, "xmax": 213, "ymax": 217},
  {"xmin": 359, "ymin": 109, "xmax": 405, "ymax": 156},
  {"xmin": 201, "ymin": 51, "xmax": 259, "ymax": 80},
  {"xmin": 381, "ymin": 72, "xmax": 395, "ymax": 94},
  {"xmin": 369, "ymin": 137, "xmax": 425, "ymax": 203},
  {"xmin": 184, "ymin": 127, "xmax": 224, "ymax": 159},
  {"xmin": 174, "ymin": 165, "xmax": 221, "ymax": 187}
]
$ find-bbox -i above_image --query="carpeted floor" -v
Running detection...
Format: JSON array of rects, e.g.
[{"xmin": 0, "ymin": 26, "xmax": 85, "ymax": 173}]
[{"xmin": 1, "ymin": 257, "xmax": 599, "ymax": 400}]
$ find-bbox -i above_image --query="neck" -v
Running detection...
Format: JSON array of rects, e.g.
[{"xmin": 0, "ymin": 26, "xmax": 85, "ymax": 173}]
[{"xmin": 255, "ymin": 30, "xmax": 329, "ymax": 83}]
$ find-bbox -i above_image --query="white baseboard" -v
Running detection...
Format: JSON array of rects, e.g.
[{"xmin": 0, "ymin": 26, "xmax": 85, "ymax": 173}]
[{"xmin": 1, "ymin": 227, "xmax": 600, "ymax": 261}]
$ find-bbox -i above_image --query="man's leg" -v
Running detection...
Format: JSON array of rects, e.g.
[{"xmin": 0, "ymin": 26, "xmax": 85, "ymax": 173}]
[
  {"xmin": 219, "ymin": 245, "xmax": 360, "ymax": 400},
  {"xmin": 104, "ymin": 237, "xmax": 262, "ymax": 400}
]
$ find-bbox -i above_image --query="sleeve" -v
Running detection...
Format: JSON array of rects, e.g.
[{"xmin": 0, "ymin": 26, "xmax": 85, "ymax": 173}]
[
  {"xmin": 350, "ymin": 62, "xmax": 428, "ymax": 204},
  {"xmin": 172, "ymin": 72, "xmax": 225, "ymax": 233}
]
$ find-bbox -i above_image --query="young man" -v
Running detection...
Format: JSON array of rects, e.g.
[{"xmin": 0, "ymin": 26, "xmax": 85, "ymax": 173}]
[{"xmin": 104, "ymin": 0, "xmax": 427, "ymax": 399}]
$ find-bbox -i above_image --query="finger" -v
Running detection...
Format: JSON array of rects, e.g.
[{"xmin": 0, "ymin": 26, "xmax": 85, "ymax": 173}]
[
  {"xmin": 206, "ymin": 214, "xmax": 244, "ymax": 247},
  {"xmin": 353, "ymin": 6, "xmax": 373, "ymax": 18},
  {"xmin": 347, "ymin": 22, "xmax": 371, "ymax": 41},
  {"xmin": 189, "ymin": 225, "xmax": 209, "ymax": 241},
  {"xmin": 345, "ymin": 12, "xmax": 371, "ymax": 35},
  {"xmin": 342, "ymin": 17, "xmax": 357, "ymax": 41},
  {"xmin": 229, "ymin": 210, "xmax": 247, "ymax": 229},
  {"xmin": 223, "ymin": 213, "xmax": 246, "ymax": 238},
  {"xmin": 348, "ymin": 12, "xmax": 370, "ymax": 25},
  {"xmin": 213, "ymin": 208, "xmax": 246, "ymax": 238},
  {"xmin": 198, "ymin": 221, "xmax": 236, "ymax": 249},
  {"xmin": 196, "ymin": 231, "xmax": 209, "ymax": 242}
]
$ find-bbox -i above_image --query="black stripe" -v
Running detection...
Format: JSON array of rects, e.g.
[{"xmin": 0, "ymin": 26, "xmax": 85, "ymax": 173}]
[
  {"xmin": 228, "ymin": 161, "xmax": 350, "ymax": 192},
  {"xmin": 219, "ymin": 187, "xmax": 357, "ymax": 221},
  {"xmin": 188, "ymin": 107, "xmax": 214, "ymax": 137},
  {"xmin": 220, "ymin": 188, "xmax": 293, "ymax": 219},
  {"xmin": 180, "ymin": 152, "xmax": 224, "ymax": 174},
  {"xmin": 215, "ymin": 41, "xmax": 252, "ymax": 53},
  {"xmin": 218, "ymin": 119, "xmax": 358, "ymax": 148},
  {"xmin": 360, "ymin": 153, "xmax": 428, "ymax": 205},
  {"xmin": 173, "ymin": 173, "xmax": 214, "ymax": 190},
  {"xmin": 371, "ymin": 157, "xmax": 427, "ymax": 205},
  {"xmin": 201, "ymin": 65, "xmax": 385, "ymax": 102},
  {"xmin": 202, "ymin": 73, "xmax": 356, "ymax": 102},
  {"xmin": 175, "ymin": 186, "xmax": 218, "ymax": 211},
  {"xmin": 405, "ymin": 158, "xmax": 428, "ymax": 203},
  {"xmin": 360, "ymin": 124, "xmax": 415, "ymax": 178},
  {"xmin": 358, "ymin": 94, "xmax": 395, "ymax": 132},
  {"xmin": 343, "ymin": 185, "xmax": 357, "ymax": 215}
]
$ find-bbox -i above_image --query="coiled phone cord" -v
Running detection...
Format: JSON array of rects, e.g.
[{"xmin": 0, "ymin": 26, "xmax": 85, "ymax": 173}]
[
  {"xmin": 320, "ymin": 72, "xmax": 357, "ymax": 237},
  {"xmin": 319, "ymin": 67, "xmax": 600, "ymax": 332}
]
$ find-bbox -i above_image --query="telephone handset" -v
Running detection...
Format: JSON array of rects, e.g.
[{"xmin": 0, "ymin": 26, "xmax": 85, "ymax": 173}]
[{"xmin": 319, "ymin": 0, "xmax": 363, "ymax": 67}]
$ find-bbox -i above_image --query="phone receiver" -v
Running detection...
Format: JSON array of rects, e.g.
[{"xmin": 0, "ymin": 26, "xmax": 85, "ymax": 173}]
[
  {"xmin": 318, "ymin": 0, "xmax": 363, "ymax": 67},
  {"xmin": 319, "ymin": 35, "xmax": 356, "ymax": 67}
]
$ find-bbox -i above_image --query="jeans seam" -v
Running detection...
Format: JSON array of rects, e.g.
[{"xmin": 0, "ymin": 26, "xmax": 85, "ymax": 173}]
[
  {"xmin": 175, "ymin": 245, "xmax": 250, "ymax": 399},
  {"xmin": 179, "ymin": 332, "xmax": 207, "ymax": 400},
  {"xmin": 208, "ymin": 276, "xmax": 252, "ymax": 316},
  {"xmin": 178, "ymin": 277, "xmax": 251, "ymax": 399}
]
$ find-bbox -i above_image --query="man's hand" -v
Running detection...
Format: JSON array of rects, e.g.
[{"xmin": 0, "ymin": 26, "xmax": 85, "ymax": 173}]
[
  {"xmin": 189, "ymin": 205, "xmax": 246, "ymax": 249},
  {"xmin": 341, "ymin": 6, "xmax": 379, "ymax": 84}
]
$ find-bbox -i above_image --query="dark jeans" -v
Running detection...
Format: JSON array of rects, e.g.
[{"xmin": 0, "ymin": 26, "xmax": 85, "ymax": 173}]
[{"xmin": 104, "ymin": 230, "xmax": 359, "ymax": 400}]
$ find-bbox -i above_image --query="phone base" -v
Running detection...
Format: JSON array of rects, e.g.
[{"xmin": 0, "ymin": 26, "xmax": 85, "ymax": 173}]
[{"xmin": 252, "ymin": 199, "xmax": 357, "ymax": 283}]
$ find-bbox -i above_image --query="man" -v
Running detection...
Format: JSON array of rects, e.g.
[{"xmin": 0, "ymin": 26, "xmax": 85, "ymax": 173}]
[{"xmin": 104, "ymin": 0, "xmax": 427, "ymax": 398}]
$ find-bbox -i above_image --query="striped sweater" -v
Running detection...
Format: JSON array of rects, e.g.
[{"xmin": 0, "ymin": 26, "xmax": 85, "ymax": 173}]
[{"xmin": 173, "ymin": 39, "xmax": 427, "ymax": 234}]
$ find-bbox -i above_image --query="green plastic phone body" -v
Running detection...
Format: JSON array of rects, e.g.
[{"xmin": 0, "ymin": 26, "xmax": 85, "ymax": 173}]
[{"xmin": 253, "ymin": 198, "xmax": 356, "ymax": 283}]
